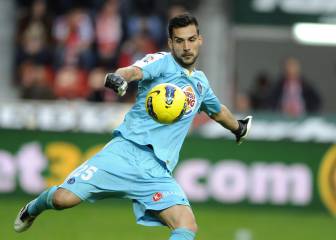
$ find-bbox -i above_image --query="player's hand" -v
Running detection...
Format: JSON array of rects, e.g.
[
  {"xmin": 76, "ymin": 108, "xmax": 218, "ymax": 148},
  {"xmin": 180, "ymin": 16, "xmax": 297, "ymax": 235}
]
[
  {"xmin": 104, "ymin": 73, "xmax": 128, "ymax": 96},
  {"xmin": 232, "ymin": 116, "xmax": 252, "ymax": 145}
]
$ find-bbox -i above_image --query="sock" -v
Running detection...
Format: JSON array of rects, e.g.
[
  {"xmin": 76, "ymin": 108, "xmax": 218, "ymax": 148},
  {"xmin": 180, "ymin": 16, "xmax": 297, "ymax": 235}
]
[
  {"xmin": 169, "ymin": 228, "xmax": 196, "ymax": 240},
  {"xmin": 27, "ymin": 186, "xmax": 58, "ymax": 216}
]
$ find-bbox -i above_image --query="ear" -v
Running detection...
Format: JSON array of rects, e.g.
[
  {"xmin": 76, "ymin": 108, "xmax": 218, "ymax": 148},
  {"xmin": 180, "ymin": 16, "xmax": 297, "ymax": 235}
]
[
  {"xmin": 198, "ymin": 35, "xmax": 203, "ymax": 46},
  {"xmin": 168, "ymin": 38, "xmax": 173, "ymax": 50}
]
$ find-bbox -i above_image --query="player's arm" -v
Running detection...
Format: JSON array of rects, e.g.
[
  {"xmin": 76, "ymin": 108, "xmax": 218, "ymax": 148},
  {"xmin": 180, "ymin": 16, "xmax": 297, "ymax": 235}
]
[
  {"xmin": 115, "ymin": 66, "xmax": 143, "ymax": 82},
  {"xmin": 210, "ymin": 105, "xmax": 252, "ymax": 144},
  {"xmin": 104, "ymin": 66, "xmax": 143, "ymax": 96}
]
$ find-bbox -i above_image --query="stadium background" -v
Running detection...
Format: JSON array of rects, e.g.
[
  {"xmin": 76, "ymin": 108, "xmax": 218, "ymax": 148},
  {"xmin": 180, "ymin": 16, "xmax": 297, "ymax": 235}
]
[{"xmin": 1, "ymin": 0, "xmax": 336, "ymax": 239}]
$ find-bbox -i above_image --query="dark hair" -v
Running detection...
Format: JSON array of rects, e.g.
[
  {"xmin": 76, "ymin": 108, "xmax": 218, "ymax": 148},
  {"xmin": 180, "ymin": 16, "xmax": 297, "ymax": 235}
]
[{"xmin": 168, "ymin": 13, "xmax": 199, "ymax": 38}]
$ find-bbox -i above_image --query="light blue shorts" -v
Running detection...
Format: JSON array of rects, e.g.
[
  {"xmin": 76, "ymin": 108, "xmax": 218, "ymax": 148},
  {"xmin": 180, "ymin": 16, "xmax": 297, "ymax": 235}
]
[{"xmin": 59, "ymin": 136, "xmax": 190, "ymax": 226}]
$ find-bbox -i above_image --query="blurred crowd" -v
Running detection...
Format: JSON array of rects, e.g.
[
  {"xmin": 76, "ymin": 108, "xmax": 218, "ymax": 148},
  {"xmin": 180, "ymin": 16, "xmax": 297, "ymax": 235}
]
[
  {"xmin": 238, "ymin": 57, "xmax": 322, "ymax": 117},
  {"xmin": 15, "ymin": 0, "xmax": 195, "ymax": 102},
  {"xmin": 15, "ymin": 0, "xmax": 321, "ymax": 118}
]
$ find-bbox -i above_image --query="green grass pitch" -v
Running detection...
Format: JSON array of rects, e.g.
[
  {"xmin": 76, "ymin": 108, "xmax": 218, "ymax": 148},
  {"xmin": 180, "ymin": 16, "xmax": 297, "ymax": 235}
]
[{"xmin": 2, "ymin": 196, "xmax": 336, "ymax": 240}]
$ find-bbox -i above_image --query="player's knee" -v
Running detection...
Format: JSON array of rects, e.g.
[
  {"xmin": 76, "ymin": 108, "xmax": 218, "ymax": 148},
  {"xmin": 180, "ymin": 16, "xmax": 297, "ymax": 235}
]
[
  {"xmin": 183, "ymin": 221, "xmax": 198, "ymax": 233},
  {"xmin": 172, "ymin": 216, "xmax": 198, "ymax": 233},
  {"xmin": 52, "ymin": 188, "xmax": 81, "ymax": 210},
  {"xmin": 160, "ymin": 205, "xmax": 198, "ymax": 233},
  {"xmin": 52, "ymin": 192, "xmax": 69, "ymax": 210},
  {"xmin": 191, "ymin": 222, "xmax": 198, "ymax": 233}
]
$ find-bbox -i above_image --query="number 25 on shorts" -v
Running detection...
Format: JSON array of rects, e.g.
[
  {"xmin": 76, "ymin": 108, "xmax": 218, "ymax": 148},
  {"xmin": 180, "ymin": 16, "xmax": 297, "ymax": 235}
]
[{"xmin": 70, "ymin": 164, "xmax": 98, "ymax": 181}]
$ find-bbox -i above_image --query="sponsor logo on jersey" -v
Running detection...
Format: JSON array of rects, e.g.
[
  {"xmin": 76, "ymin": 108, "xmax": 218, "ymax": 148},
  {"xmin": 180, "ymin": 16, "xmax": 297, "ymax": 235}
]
[
  {"xmin": 153, "ymin": 192, "xmax": 163, "ymax": 201},
  {"xmin": 318, "ymin": 144, "xmax": 336, "ymax": 216},
  {"xmin": 182, "ymin": 85, "xmax": 197, "ymax": 116}
]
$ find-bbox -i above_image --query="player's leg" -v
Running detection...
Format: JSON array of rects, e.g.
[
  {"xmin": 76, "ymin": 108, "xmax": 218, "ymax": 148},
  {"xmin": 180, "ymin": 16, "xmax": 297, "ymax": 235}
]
[
  {"xmin": 52, "ymin": 187, "xmax": 82, "ymax": 209},
  {"xmin": 155, "ymin": 205, "xmax": 197, "ymax": 240},
  {"xmin": 14, "ymin": 157, "xmax": 94, "ymax": 232},
  {"xmin": 14, "ymin": 136, "xmax": 136, "ymax": 233},
  {"xmin": 14, "ymin": 186, "xmax": 81, "ymax": 232},
  {"xmin": 14, "ymin": 186, "xmax": 57, "ymax": 233},
  {"xmin": 127, "ymin": 142, "xmax": 197, "ymax": 239},
  {"xmin": 28, "ymin": 186, "xmax": 81, "ymax": 215}
]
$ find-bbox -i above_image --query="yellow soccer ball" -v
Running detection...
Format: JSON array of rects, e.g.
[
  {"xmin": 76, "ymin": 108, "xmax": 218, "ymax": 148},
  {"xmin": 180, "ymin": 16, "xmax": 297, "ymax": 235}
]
[{"xmin": 145, "ymin": 83, "xmax": 187, "ymax": 124}]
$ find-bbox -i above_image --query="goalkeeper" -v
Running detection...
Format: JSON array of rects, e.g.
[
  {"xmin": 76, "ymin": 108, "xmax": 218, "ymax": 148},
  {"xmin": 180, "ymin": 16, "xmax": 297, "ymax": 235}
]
[{"xmin": 14, "ymin": 13, "xmax": 252, "ymax": 240}]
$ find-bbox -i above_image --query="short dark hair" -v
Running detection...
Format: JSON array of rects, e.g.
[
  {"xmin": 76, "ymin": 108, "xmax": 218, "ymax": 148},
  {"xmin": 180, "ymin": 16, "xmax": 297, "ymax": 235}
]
[{"xmin": 168, "ymin": 13, "xmax": 199, "ymax": 38}]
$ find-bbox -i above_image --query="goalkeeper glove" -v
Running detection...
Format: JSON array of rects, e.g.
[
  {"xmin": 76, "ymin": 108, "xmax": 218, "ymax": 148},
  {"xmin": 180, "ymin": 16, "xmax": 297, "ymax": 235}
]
[
  {"xmin": 104, "ymin": 73, "xmax": 128, "ymax": 96},
  {"xmin": 231, "ymin": 116, "xmax": 252, "ymax": 145}
]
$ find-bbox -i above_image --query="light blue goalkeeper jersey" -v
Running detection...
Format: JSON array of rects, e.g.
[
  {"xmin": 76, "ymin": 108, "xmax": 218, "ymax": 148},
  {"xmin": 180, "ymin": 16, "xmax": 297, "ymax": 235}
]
[{"xmin": 114, "ymin": 52, "xmax": 221, "ymax": 172}]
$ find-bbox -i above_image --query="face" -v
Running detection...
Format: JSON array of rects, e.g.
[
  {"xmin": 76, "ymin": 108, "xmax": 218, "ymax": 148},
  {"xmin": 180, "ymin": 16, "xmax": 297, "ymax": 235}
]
[
  {"xmin": 284, "ymin": 58, "xmax": 301, "ymax": 78},
  {"xmin": 168, "ymin": 24, "xmax": 203, "ymax": 70}
]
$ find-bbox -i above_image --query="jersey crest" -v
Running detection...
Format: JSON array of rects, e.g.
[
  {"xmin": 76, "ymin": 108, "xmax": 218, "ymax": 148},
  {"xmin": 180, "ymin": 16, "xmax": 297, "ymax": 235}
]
[{"xmin": 197, "ymin": 81, "xmax": 203, "ymax": 94}]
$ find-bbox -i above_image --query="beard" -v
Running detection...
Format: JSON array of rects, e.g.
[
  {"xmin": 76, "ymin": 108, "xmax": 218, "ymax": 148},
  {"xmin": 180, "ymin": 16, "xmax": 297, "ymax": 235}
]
[{"xmin": 172, "ymin": 51, "xmax": 198, "ymax": 69}]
